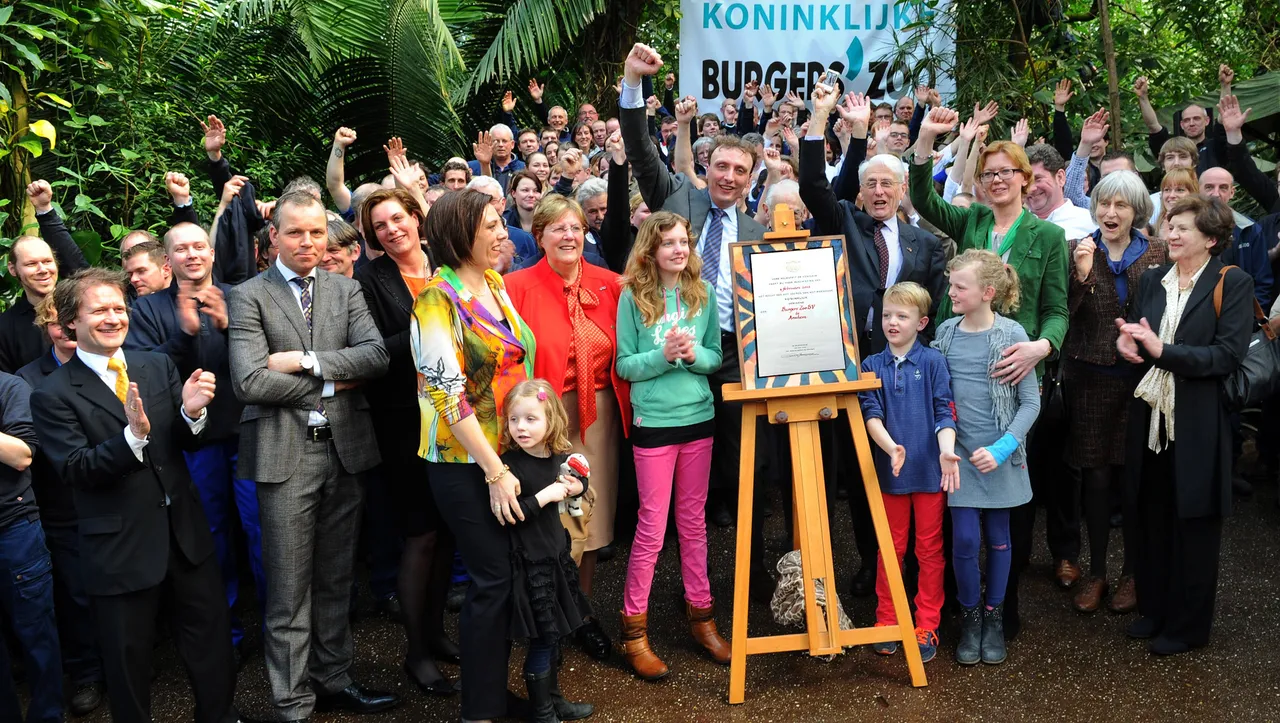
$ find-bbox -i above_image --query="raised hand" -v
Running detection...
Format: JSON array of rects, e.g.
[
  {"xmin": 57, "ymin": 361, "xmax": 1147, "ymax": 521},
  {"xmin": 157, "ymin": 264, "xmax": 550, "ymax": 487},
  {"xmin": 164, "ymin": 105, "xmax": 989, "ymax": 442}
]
[
  {"xmin": 674, "ymin": 95, "xmax": 698, "ymax": 125},
  {"xmin": 759, "ymin": 83, "xmax": 775, "ymax": 110},
  {"xmin": 1133, "ymin": 76, "xmax": 1150, "ymax": 99},
  {"xmin": 837, "ymin": 92, "xmax": 871, "ymax": 130},
  {"xmin": 645, "ymin": 95, "xmax": 661, "ymax": 114},
  {"xmin": 559, "ymin": 148, "xmax": 586, "ymax": 182},
  {"xmin": 958, "ymin": 115, "xmax": 980, "ymax": 142},
  {"xmin": 1218, "ymin": 94, "xmax": 1251, "ymax": 135},
  {"xmin": 1074, "ymin": 237, "xmax": 1097, "ymax": 282},
  {"xmin": 919, "ymin": 107, "xmax": 958, "ymax": 139},
  {"xmin": 389, "ymin": 153, "xmax": 426, "ymax": 190},
  {"xmin": 1219, "ymin": 64, "xmax": 1235, "ymax": 89},
  {"xmin": 472, "ymin": 131, "xmax": 494, "ymax": 166},
  {"xmin": 256, "ymin": 199, "xmax": 276, "ymax": 221},
  {"xmin": 1079, "ymin": 108, "xmax": 1110, "ymax": 147},
  {"xmin": 220, "ymin": 175, "xmax": 248, "ymax": 210},
  {"xmin": 181, "ymin": 368, "xmax": 217, "ymax": 418},
  {"xmin": 1053, "ymin": 78, "xmax": 1073, "ymax": 111},
  {"xmin": 810, "ymin": 81, "xmax": 838, "ymax": 115},
  {"xmin": 972, "ymin": 100, "xmax": 999, "ymax": 126},
  {"xmin": 528, "ymin": 78, "xmax": 545, "ymax": 102},
  {"xmin": 743, "ymin": 80, "xmax": 759, "ymax": 102},
  {"xmin": 165, "ymin": 172, "xmax": 191, "ymax": 206},
  {"xmin": 664, "ymin": 72, "xmax": 676, "ymax": 90},
  {"xmin": 763, "ymin": 146, "xmax": 783, "ymax": 176},
  {"xmin": 200, "ymin": 115, "xmax": 226, "ymax": 161},
  {"xmin": 1011, "ymin": 118, "xmax": 1030, "ymax": 147},
  {"xmin": 26, "ymin": 179, "xmax": 52, "ymax": 214},
  {"xmin": 781, "ymin": 124, "xmax": 799, "ymax": 150},
  {"xmin": 783, "ymin": 90, "xmax": 804, "ymax": 110},
  {"xmin": 624, "ymin": 43, "xmax": 663, "ymax": 84},
  {"xmin": 125, "ymin": 383, "xmax": 150, "ymax": 438},
  {"xmin": 333, "ymin": 126, "xmax": 357, "ymax": 151},
  {"xmin": 502, "ymin": 90, "xmax": 516, "ymax": 113},
  {"xmin": 383, "ymin": 136, "xmax": 407, "ymax": 166},
  {"xmin": 613, "ymin": 75, "xmax": 624, "ymax": 96},
  {"xmin": 605, "ymin": 130, "xmax": 625, "ymax": 166}
]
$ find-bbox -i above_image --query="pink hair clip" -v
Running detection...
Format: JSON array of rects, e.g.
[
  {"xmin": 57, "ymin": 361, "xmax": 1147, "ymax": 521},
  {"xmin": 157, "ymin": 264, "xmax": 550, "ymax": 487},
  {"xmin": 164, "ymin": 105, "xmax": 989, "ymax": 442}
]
[{"xmin": 536, "ymin": 390, "xmax": 548, "ymax": 402}]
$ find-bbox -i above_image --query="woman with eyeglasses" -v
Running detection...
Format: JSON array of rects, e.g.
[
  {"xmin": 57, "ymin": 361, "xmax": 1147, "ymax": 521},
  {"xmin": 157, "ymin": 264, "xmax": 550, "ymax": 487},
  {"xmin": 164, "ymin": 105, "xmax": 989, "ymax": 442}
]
[
  {"xmin": 909, "ymin": 107, "xmax": 1070, "ymax": 641},
  {"xmin": 504, "ymin": 193, "xmax": 631, "ymax": 663}
]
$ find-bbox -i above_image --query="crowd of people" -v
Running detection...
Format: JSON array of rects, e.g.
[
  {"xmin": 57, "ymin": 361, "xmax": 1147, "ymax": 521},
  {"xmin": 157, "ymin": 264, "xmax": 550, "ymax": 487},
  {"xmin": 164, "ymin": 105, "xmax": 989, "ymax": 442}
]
[{"xmin": 0, "ymin": 38, "xmax": 1271, "ymax": 723}]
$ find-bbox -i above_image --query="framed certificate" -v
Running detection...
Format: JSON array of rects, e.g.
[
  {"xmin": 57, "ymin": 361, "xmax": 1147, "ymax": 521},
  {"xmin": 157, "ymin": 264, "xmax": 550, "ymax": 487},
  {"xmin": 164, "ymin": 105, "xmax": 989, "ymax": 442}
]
[{"xmin": 729, "ymin": 236, "xmax": 862, "ymax": 391}]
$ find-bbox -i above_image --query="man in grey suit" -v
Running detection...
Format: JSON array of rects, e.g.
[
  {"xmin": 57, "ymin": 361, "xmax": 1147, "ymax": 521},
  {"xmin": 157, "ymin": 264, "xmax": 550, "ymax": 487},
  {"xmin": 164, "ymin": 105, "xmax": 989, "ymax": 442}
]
[
  {"xmin": 620, "ymin": 42, "xmax": 782, "ymax": 599},
  {"xmin": 227, "ymin": 191, "xmax": 396, "ymax": 721}
]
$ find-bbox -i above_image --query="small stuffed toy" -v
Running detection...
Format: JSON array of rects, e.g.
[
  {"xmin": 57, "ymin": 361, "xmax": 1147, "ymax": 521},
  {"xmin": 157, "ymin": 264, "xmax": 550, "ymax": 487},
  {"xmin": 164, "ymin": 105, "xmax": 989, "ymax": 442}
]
[{"xmin": 558, "ymin": 453, "xmax": 589, "ymax": 517}]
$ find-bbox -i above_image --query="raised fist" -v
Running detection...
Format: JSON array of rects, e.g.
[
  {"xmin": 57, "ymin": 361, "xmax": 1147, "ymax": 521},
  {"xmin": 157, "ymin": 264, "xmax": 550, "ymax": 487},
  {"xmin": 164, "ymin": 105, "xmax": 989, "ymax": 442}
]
[
  {"xmin": 26, "ymin": 180, "xmax": 52, "ymax": 213},
  {"xmin": 624, "ymin": 44, "xmax": 663, "ymax": 83}
]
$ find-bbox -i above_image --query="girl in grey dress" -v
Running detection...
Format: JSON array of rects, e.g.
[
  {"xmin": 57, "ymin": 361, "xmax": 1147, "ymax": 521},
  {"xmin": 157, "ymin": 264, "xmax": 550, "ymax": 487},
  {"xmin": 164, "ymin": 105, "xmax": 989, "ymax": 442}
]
[{"xmin": 932, "ymin": 250, "xmax": 1041, "ymax": 667}]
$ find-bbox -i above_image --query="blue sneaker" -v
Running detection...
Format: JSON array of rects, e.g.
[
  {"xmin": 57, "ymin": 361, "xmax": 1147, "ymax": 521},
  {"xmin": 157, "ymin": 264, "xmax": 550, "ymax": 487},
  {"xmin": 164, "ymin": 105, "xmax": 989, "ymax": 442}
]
[
  {"xmin": 915, "ymin": 627, "xmax": 938, "ymax": 663},
  {"xmin": 873, "ymin": 623, "xmax": 898, "ymax": 655}
]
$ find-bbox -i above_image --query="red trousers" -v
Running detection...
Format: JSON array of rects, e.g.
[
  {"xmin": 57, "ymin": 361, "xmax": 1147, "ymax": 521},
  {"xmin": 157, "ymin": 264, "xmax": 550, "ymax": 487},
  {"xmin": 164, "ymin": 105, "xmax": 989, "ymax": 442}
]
[{"xmin": 875, "ymin": 491, "xmax": 945, "ymax": 631}]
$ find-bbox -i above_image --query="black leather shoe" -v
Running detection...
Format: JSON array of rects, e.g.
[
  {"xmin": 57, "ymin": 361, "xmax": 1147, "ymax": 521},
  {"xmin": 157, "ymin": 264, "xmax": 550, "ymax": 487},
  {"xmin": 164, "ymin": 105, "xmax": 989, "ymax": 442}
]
[
  {"xmin": 594, "ymin": 543, "xmax": 616, "ymax": 563},
  {"xmin": 1126, "ymin": 616, "xmax": 1160, "ymax": 640},
  {"xmin": 849, "ymin": 564, "xmax": 876, "ymax": 597},
  {"xmin": 404, "ymin": 662, "xmax": 455, "ymax": 697},
  {"xmin": 576, "ymin": 617, "xmax": 611, "ymax": 661},
  {"xmin": 313, "ymin": 683, "xmax": 401, "ymax": 713},
  {"xmin": 69, "ymin": 681, "xmax": 104, "ymax": 715},
  {"xmin": 374, "ymin": 594, "xmax": 403, "ymax": 622}
]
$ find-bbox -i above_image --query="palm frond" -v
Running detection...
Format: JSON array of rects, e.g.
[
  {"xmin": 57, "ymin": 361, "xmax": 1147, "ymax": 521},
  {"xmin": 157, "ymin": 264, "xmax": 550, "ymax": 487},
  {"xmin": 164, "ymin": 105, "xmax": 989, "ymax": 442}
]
[{"xmin": 457, "ymin": 0, "xmax": 606, "ymax": 100}]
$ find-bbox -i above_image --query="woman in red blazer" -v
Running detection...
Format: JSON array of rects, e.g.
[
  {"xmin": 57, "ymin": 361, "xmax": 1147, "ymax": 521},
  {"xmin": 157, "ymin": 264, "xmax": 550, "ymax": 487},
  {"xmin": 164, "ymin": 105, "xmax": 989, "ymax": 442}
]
[{"xmin": 504, "ymin": 193, "xmax": 631, "ymax": 660}]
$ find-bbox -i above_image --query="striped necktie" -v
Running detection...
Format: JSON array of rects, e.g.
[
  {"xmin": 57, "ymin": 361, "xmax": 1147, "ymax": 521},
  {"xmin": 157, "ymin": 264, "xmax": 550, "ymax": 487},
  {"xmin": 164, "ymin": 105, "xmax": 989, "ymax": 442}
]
[{"xmin": 702, "ymin": 207, "xmax": 726, "ymax": 288}]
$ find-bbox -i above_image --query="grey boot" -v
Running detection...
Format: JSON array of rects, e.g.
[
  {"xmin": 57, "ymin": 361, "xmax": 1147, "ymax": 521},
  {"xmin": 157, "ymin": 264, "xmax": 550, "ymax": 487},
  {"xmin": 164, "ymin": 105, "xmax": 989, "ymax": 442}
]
[
  {"xmin": 956, "ymin": 605, "xmax": 982, "ymax": 665},
  {"xmin": 981, "ymin": 604, "xmax": 1007, "ymax": 665}
]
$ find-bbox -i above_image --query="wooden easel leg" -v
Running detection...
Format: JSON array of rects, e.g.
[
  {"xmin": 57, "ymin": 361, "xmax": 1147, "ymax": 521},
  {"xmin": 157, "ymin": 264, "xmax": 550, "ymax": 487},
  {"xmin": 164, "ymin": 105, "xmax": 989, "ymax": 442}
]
[
  {"xmin": 729, "ymin": 403, "xmax": 759, "ymax": 705},
  {"xmin": 845, "ymin": 397, "xmax": 928, "ymax": 687}
]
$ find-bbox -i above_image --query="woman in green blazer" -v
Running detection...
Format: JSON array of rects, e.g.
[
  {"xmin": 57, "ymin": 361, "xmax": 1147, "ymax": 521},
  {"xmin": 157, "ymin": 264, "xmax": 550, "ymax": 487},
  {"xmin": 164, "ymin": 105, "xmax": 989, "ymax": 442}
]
[
  {"xmin": 910, "ymin": 108, "xmax": 1069, "ymax": 386},
  {"xmin": 909, "ymin": 107, "xmax": 1070, "ymax": 643}
]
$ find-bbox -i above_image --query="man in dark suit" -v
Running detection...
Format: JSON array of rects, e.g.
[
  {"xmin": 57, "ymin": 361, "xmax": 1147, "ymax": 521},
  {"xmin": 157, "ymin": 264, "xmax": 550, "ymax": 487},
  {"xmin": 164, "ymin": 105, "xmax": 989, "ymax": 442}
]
[
  {"xmin": 15, "ymin": 292, "xmax": 106, "ymax": 717},
  {"xmin": 124, "ymin": 222, "xmax": 266, "ymax": 660},
  {"xmin": 228, "ymin": 192, "xmax": 394, "ymax": 721},
  {"xmin": 621, "ymin": 42, "xmax": 788, "ymax": 595},
  {"xmin": 28, "ymin": 268, "xmax": 244, "ymax": 723},
  {"xmin": 0, "ymin": 180, "xmax": 89, "ymax": 373},
  {"xmin": 798, "ymin": 79, "xmax": 948, "ymax": 596}
]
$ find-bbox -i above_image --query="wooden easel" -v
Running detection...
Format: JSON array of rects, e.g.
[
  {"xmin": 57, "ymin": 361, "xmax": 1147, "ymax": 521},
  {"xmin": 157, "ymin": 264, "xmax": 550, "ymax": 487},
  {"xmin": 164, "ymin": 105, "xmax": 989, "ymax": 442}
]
[{"xmin": 726, "ymin": 207, "xmax": 927, "ymax": 704}]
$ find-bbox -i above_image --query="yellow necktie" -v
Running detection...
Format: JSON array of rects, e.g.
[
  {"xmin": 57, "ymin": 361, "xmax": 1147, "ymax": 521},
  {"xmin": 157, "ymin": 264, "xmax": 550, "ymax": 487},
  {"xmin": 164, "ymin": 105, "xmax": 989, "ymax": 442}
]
[{"xmin": 106, "ymin": 357, "xmax": 129, "ymax": 405}]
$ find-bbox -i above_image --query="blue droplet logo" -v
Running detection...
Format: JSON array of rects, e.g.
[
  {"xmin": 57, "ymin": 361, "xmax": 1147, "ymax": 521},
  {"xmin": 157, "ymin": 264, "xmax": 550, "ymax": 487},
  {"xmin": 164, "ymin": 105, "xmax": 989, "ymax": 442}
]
[{"xmin": 845, "ymin": 37, "xmax": 863, "ymax": 82}]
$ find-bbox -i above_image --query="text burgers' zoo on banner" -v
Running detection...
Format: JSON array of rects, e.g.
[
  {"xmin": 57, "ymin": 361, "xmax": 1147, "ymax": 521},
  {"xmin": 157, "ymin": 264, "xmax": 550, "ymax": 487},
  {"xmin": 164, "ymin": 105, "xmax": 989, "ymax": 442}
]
[{"xmin": 679, "ymin": 0, "xmax": 955, "ymax": 115}]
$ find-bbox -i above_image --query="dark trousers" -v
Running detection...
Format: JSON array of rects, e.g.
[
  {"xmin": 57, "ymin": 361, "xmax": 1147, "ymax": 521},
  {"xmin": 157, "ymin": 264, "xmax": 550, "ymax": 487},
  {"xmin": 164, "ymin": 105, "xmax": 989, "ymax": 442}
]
[
  {"xmin": 0, "ymin": 518, "xmax": 62, "ymax": 723},
  {"xmin": 43, "ymin": 521, "xmax": 103, "ymax": 686},
  {"xmin": 1134, "ymin": 446, "xmax": 1222, "ymax": 647},
  {"xmin": 428, "ymin": 461, "xmax": 511, "ymax": 720},
  {"xmin": 360, "ymin": 469, "xmax": 401, "ymax": 600},
  {"xmin": 184, "ymin": 439, "xmax": 266, "ymax": 647},
  {"xmin": 92, "ymin": 532, "xmax": 235, "ymax": 723}
]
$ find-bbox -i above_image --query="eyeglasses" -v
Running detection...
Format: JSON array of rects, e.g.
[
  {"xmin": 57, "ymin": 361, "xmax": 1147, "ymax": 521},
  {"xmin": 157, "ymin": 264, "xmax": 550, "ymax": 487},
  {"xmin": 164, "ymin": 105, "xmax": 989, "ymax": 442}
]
[
  {"xmin": 979, "ymin": 168, "xmax": 1021, "ymax": 184},
  {"xmin": 886, "ymin": 132, "xmax": 909, "ymax": 140},
  {"xmin": 545, "ymin": 224, "xmax": 584, "ymax": 236}
]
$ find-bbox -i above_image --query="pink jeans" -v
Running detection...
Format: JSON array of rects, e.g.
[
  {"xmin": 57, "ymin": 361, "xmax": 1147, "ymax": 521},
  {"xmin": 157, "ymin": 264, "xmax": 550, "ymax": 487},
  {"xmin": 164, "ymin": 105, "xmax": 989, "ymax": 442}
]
[{"xmin": 622, "ymin": 437, "xmax": 714, "ymax": 615}]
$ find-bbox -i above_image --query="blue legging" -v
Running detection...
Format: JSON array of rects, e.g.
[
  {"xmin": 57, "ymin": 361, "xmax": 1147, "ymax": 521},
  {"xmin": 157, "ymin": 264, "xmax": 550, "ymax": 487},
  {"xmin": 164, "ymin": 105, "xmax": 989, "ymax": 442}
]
[
  {"xmin": 951, "ymin": 507, "xmax": 1012, "ymax": 609},
  {"xmin": 524, "ymin": 638, "xmax": 556, "ymax": 676}
]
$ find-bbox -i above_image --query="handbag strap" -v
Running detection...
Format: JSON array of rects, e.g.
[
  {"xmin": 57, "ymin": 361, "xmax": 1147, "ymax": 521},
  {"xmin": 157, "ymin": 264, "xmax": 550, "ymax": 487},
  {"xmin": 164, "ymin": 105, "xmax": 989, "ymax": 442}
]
[{"xmin": 1213, "ymin": 264, "xmax": 1275, "ymax": 340}]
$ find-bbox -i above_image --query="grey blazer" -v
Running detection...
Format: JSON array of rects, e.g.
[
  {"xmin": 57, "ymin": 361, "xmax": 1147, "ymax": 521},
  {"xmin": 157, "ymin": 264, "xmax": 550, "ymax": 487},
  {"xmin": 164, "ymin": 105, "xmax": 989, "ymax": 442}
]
[
  {"xmin": 228, "ymin": 265, "xmax": 390, "ymax": 483},
  {"xmin": 619, "ymin": 106, "xmax": 767, "ymax": 244}
]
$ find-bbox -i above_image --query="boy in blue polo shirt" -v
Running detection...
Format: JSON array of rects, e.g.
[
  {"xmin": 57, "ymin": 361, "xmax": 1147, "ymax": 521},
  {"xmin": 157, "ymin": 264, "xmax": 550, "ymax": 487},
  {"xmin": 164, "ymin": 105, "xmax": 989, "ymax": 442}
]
[{"xmin": 858, "ymin": 281, "xmax": 958, "ymax": 663}]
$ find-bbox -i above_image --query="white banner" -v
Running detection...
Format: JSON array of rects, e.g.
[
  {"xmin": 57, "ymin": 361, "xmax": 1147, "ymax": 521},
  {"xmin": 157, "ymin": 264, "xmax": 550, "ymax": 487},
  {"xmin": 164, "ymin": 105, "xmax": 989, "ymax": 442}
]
[{"xmin": 678, "ymin": 0, "xmax": 955, "ymax": 116}]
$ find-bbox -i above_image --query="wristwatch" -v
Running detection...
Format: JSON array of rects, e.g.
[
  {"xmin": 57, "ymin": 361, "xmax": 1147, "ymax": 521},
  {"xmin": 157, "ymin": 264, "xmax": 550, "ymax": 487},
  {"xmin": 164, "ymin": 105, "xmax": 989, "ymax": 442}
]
[{"xmin": 299, "ymin": 352, "xmax": 315, "ymax": 373}]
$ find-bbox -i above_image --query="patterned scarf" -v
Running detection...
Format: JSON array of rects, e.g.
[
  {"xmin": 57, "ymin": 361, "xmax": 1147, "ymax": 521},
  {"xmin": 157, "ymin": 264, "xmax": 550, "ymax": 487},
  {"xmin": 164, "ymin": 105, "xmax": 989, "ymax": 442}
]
[
  {"xmin": 1133, "ymin": 260, "xmax": 1209, "ymax": 453},
  {"xmin": 565, "ymin": 262, "xmax": 606, "ymax": 440}
]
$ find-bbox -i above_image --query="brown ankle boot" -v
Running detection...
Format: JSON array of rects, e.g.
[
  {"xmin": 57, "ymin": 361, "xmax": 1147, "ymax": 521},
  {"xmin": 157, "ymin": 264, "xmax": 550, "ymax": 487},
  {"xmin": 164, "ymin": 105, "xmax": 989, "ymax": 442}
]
[
  {"xmin": 686, "ymin": 601, "xmax": 732, "ymax": 665},
  {"xmin": 618, "ymin": 611, "xmax": 669, "ymax": 681}
]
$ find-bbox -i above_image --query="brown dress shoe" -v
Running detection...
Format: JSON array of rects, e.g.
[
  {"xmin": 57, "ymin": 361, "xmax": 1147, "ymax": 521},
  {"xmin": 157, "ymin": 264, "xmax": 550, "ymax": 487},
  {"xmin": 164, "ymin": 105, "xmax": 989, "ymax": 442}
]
[
  {"xmin": 1072, "ymin": 577, "xmax": 1108, "ymax": 613},
  {"xmin": 1108, "ymin": 575, "xmax": 1138, "ymax": 614},
  {"xmin": 686, "ymin": 601, "xmax": 732, "ymax": 665},
  {"xmin": 618, "ymin": 611, "xmax": 669, "ymax": 681},
  {"xmin": 1054, "ymin": 560, "xmax": 1082, "ymax": 589}
]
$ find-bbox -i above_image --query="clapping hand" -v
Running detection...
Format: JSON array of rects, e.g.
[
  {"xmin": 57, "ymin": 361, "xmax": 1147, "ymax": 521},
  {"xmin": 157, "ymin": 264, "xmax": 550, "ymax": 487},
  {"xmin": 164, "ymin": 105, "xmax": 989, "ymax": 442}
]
[
  {"xmin": 1118, "ymin": 317, "xmax": 1163, "ymax": 359},
  {"xmin": 181, "ymin": 368, "xmax": 217, "ymax": 419},
  {"xmin": 200, "ymin": 115, "xmax": 226, "ymax": 161},
  {"xmin": 125, "ymin": 383, "xmax": 150, "ymax": 439},
  {"xmin": 1114, "ymin": 318, "xmax": 1144, "ymax": 363}
]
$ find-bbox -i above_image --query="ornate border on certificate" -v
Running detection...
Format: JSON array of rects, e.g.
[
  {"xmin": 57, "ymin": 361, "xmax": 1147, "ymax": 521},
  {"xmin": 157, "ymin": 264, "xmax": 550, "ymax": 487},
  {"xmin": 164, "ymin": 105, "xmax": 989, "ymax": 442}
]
[{"xmin": 729, "ymin": 236, "xmax": 862, "ymax": 391}]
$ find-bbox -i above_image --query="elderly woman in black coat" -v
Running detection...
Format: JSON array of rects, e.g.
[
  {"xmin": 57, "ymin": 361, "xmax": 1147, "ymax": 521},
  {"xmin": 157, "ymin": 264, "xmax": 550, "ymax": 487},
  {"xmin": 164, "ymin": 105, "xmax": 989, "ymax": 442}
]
[{"xmin": 1116, "ymin": 194, "xmax": 1252, "ymax": 656}]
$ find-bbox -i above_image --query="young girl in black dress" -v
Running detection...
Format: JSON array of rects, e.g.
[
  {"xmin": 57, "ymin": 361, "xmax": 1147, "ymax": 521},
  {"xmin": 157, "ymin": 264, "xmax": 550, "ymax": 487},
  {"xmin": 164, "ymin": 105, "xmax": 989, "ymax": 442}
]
[{"xmin": 500, "ymin": 379, "xmax": 595, "ymax": 722}]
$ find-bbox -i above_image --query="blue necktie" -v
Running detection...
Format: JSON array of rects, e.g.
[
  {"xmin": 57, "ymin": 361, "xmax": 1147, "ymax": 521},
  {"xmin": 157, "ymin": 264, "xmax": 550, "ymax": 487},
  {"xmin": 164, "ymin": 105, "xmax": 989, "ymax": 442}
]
[{"xmin": 702, "ymin": 207, "xmax": 726, "ymax": 288}]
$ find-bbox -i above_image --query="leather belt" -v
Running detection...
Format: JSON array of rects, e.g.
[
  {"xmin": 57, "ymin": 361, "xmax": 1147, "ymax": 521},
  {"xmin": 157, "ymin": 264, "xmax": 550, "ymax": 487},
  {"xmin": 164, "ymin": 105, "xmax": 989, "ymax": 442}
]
[{"xmin": 306, "ymin": 425, "xmax": 334, "ymax": 442}]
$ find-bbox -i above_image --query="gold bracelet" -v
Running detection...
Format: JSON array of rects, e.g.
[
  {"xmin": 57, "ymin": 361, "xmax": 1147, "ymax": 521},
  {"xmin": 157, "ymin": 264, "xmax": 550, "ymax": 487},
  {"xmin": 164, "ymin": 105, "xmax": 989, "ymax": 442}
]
[{"xmin": 484, "ymin": 465, "xmax": 510, "ymax": 486}]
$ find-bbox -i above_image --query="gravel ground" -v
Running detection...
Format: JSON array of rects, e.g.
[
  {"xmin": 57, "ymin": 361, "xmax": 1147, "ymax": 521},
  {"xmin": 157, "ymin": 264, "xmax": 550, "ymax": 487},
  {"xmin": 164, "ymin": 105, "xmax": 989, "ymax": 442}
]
[{"xmin": 56, "ymin": 473, "xmax": 1280, "ymax": 723}]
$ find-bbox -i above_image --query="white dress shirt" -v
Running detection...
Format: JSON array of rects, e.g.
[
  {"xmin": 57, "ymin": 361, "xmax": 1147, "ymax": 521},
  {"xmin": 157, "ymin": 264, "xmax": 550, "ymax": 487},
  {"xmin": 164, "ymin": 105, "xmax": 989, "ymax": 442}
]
[
  {"xmin": 76, "ymin": 347, "xmax": 206, "ymax": 463},
  {"xmin": 275, "ymin": 258, "xmax": 334, "ymax": 425},
  {"xmin": 866, "ymin": 216, "xmax": 904, "ymax": 330},
  {"xmin": 1044, "ymin": 198, "xmax": 1099, "ymax": 239}
]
